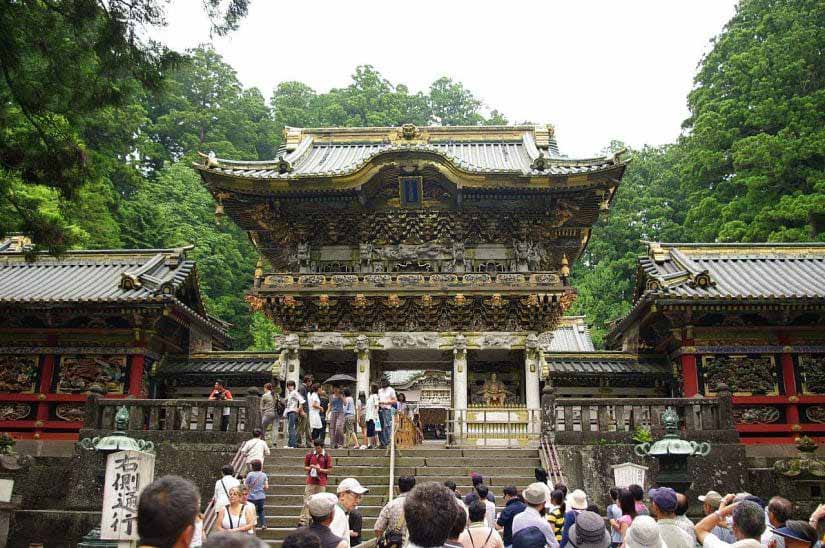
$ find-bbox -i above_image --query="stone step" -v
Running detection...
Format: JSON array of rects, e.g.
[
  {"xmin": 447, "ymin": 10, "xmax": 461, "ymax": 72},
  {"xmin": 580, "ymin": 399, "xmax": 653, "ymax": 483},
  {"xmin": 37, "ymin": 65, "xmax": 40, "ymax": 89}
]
[
  {"xmin": 260, "ymin": 515, "xmax": 380, "ymax": 529},
  {"xmin": 263, "ymin": 504, "xmax": 508, "ymax": 518},
  {"xmin": 267, "ymin": 475, "xmax": 389, "ymax": 486},
  {"xmin": 266, "ymin": 448, "xmax": 538, "ymax": 458},
  {"xmin": 265, "ymin": 485, "xmax": 390, "ymax": 496},
  {"xmin": 266, "ymin": 475, "xmax": 533, "ymax": 488},
  {"xmin": 265, "ymin": 465, "xmax": 537, "ymax": 477},
  {"xmin": 263, "ymin": 455, "xmax": 540, "ymax": 467},
  {"xmin": 265, "ymin": 493, "xmax": 389, "ymax": 506},
  {"xmin": 265, "ymin": 504, "xmax": 384, "ymax": 517},
  {"xmin": 257, "ymin": 527, "xmax": 376, "ymax": 541}
]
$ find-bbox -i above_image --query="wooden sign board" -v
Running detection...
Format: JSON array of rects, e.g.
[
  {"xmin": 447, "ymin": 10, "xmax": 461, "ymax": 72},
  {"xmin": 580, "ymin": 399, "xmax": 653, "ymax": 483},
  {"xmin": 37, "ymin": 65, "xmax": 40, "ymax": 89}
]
[
  {"xmin": 612, "ymin": 462, "xmax": 648, "ymax": 488},
  {"xmin": 100, "ymin": 450, "xmax": 155, "ymax": 540}
]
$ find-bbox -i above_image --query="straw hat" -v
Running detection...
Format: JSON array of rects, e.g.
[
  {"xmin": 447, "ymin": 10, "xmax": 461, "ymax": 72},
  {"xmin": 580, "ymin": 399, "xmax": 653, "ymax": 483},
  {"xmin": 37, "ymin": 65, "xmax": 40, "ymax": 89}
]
[{"xmin": 566, "ymin": 489, "xmax": 588, "ymax": 510}]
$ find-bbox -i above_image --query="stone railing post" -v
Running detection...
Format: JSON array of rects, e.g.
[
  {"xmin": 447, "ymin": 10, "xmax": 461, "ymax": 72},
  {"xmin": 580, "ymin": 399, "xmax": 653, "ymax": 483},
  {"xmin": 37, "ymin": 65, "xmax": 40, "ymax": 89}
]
[
  {"xmin": 83, "ymin": 393, "xmax": 101, "ymax": 429},
  {"xmin": 716, "ymin": 383, "xmax": 734, "ymax": 429},
  {"xmin": 245, "ymin": 394, "xmax": 261, "ymax": 433},
  {"xmin": 541, "ymin": 384, "xmax": 556, "ymax": 437}
]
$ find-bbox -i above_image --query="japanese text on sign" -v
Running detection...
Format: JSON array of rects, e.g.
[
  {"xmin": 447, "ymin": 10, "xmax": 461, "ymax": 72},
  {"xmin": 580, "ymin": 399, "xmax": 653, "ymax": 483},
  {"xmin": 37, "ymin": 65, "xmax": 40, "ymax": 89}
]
[{"xmin": 100, "ymin": 450, "xmax": 155, "ymax": 540}]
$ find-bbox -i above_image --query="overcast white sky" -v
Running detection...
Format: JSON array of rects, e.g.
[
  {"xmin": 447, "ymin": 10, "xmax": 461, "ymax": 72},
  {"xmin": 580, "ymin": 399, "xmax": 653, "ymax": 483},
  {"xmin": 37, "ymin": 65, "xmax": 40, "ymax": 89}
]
[{"xmin": 154, "ymin": 0, "xmax": 739, "ymax": 158}]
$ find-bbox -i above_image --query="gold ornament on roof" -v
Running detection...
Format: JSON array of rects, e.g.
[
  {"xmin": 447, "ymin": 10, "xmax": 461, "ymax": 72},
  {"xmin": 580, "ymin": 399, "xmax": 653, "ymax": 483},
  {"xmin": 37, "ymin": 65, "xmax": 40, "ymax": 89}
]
[{"xmin": 400, "ymin": 124, "xmax": 419, "ymax": 140}]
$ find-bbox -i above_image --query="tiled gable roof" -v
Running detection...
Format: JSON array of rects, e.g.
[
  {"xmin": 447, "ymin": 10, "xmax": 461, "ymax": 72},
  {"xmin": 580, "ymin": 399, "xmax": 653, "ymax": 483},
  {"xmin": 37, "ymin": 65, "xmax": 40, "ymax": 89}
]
[
  {"xmin": 544, "ymin": 353, "xmax": 670, "ymax": 377},
  {"xmin": 158, "ymin": 353, "xmax": 278, "ymax": 377},
  {"xmin": 0, "ymin": 247, "xmax": 194, "ymax": 304},
  {"xmin": 0, "ymin": 245, "xmax": 227, "ymax": 337},
  {"xmin": 194, "ymin": 125, "xmax": 627, "ymax": 181},
  {"xmin": 543, "ymin": 316, "xmax": 596, "ymax": 352},
  {"xmin": 636, "ymin": 242, "xmax": 825, "ymax": 300}
]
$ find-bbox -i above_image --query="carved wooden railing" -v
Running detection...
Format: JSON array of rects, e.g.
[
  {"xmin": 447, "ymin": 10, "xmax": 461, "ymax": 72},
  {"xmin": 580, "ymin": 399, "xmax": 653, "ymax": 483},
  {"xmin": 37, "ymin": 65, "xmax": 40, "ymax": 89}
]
[
  {"xmin": 81, "ymin": 394, "xmax": 261, "ymax": 444},
  {"xmin": 546, "ymin": 384, "xmax": 738, "ymax": 444}
]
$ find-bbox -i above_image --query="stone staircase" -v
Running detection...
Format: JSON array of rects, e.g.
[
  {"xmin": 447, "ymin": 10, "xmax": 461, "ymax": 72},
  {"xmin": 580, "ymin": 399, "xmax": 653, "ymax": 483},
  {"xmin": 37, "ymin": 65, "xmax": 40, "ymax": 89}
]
[{"xmin": 257, "ymin": 446, "xmax": 541, "ymax": 546}]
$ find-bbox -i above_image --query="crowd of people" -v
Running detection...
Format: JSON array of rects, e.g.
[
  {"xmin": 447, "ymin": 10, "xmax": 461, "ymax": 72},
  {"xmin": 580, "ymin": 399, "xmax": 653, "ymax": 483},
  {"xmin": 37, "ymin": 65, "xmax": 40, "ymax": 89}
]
[
  {"xmin": 132, "ymin": 469, "xmax": 825, "ymax": 548},
  {"xmin": 163, "ymin": 379, "xmax": 825, "ymax": 548},
  {"xmin": 274, "ymin": 376, "xmax": 401, "ymax": 450}
]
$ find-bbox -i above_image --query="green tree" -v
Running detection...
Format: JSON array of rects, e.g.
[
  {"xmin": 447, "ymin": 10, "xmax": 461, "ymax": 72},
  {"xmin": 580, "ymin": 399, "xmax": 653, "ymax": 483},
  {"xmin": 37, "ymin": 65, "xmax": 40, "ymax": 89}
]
[
  {"xmin": 120, "ymin": 163, "xmax": 257, "ymax": 345},
  {"xmin": 429, "ymin": 77, "xmax": 483, "ymax": 125},
  {"xmin": 679, "ymin": 0, "xmax": 825, "ymax": 242},
  {"xmin": 248, "ymin": 311, "xmax": 281, "ymax": 351},
  {"xmin": 271, "ymin": 66, "xmax": 507, "ymax": 131},
  {"xmin": 0, "ymin": 0, "xmax": 249, "ymax": 251},
  {"xmin": 145, "ymin": 47, "xmax": 277, "ymax": 169},
  {"xmin": 571, "ymin": 144, "xmax": 688, "ymax": 346}
]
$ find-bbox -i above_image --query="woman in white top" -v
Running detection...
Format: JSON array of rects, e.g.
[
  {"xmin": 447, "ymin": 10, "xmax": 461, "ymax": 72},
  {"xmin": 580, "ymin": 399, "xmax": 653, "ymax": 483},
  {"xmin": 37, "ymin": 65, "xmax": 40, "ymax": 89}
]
[
  {"xmin": 308, "ymin": 383, "xmax": 323, "ymax": 442},
  {"xmin": 365, "ymin": 384, "xmax": 380, "ymax": 448},
  {"xmin": 215, "ymin": 486, "xmax": 256, "ymax": 535},
  {"xmin": 189, "ymin": 513, "xmax": 203, "ymax": 547}
]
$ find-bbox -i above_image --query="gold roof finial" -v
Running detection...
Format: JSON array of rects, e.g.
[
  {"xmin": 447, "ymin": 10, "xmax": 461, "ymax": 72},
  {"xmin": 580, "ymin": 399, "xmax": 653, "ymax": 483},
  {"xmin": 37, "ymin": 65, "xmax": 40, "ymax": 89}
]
[{"xmin": 560, "ymin": 254, "xmax": 570, "ymax": 278}]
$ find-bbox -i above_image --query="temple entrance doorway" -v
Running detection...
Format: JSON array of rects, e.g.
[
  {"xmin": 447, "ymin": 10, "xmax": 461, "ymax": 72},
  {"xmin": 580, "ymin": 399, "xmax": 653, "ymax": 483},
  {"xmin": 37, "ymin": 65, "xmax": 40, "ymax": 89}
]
[{"xmin": 392, "ymin": 369, "xmax": 452, "ymax": 441}]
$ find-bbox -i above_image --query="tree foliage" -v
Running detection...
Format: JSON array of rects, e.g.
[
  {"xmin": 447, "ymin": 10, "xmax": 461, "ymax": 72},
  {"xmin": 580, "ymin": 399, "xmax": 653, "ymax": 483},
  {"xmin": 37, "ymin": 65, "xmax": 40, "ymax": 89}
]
[
  {"xmin": 573, "ymin": 0, "xmax": 825, "ymax": 345},
  {"xmin": 272, "ymin": 65, "xmax": 506, "ymax": 129},
  {"xmin": 7, "ymin": 0, "xmax": 823, "ymax": 351},
  {"xmin": 678, "ymin": 0, "xmax": 825, "ymax": 242},
  {"xmin": 0, "ymin": 0, "xmax": 248, "ymax": 252}
]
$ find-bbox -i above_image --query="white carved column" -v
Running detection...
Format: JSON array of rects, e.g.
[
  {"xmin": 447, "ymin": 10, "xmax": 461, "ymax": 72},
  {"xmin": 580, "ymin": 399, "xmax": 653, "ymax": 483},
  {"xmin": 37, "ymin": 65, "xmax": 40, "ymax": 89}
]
[
  {"xmin": 453, "ymin": 334, "xmax": 468, "ymax": 441},
  {"xmin": 525, "ymin": 333, "xmax": 541, "ymax": 434},
  {"xmin": 355, "ymin": 335, "xmax": 370, "ymax": 399},
  {"xmin": 284, "ymin": 334, "xmax": 301, "ymax": 386}
]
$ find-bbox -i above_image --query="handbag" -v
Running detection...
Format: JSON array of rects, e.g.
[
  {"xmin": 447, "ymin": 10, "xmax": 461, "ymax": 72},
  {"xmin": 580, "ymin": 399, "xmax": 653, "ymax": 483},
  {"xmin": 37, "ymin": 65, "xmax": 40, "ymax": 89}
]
[{"xmin": 377, "ymin": 530, "xmax": 403, "ymax": 548}]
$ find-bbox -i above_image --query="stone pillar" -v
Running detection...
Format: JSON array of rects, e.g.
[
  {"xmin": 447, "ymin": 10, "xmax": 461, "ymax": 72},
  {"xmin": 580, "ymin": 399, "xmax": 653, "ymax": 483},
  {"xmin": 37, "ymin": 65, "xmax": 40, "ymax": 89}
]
[
  {"xmin": 541, "ymin": 384, "xmax": 556, "ymax": 439},
  {"xmin": 716, "ymin": 383, "xmax": 735, "ymax": 430},
  {"xmin": 283, "ymin": 334, "xmax": 301, "ymax": 387},
  {"xmin": 355, "ymin": 335, "xmax": 371, "ymax": 400},
  {"xmin": 245, "ymin": 393, "xmax": 262, "ymax": 432},
  {"xmin": 453, "ymin": 334, "xmax": 468, "ymax": 441},
  {"xmin": 525, "ymin": 333, "xmax": 541, "ymax": 434}
]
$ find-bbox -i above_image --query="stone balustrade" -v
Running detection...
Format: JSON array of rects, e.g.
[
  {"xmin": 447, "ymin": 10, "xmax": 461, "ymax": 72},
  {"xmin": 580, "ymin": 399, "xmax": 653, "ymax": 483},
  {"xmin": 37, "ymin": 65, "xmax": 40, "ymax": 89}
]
[
  {"xmin": 542, "ymin": 384, "xmax": 738, "ymax": 444},
  {"xmin": 80, "ymin": 394, "xmax": 260, "ymax": 444}
]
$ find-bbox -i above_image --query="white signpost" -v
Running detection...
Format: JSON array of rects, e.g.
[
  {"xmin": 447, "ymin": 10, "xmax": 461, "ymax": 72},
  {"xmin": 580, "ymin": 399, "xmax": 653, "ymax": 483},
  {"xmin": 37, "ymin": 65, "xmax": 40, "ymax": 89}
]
[
  {"xmin": 612, "ymin": 462, "xmax": 648, "ymax": 488},
  {"xmin": 100, "ymin": 450, "xmax": 155, "ymax": 543}
]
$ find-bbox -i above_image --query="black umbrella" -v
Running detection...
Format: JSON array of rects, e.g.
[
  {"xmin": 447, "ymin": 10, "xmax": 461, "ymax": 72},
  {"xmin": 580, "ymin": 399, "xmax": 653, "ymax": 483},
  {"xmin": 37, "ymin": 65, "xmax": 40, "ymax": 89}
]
[{"xmin": 323, "ymin": 373, "xmax": 357, "ymax": 384}]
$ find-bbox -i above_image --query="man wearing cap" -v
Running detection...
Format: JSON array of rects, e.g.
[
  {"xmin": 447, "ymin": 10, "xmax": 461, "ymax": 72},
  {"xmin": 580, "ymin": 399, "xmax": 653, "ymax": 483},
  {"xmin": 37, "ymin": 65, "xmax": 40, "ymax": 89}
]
[
  {"xmin": 695, "ymin": 498, "xmax": 765, "ymax": 548},
  {"xmin": 512, "ymin": 482, "xmax": 560, "ymax": 548},
  {"xmin": 331, "ymin": 477, "xmax": 369, "ymax": 547},
  {"xmin": 306, "ymin": 492, "xmax": 348, "ymax": 548},
  {"xmin": 568, "ymin": 511, "xmax": 611, "ymax": 548},
  {"xmin": 768, "ymin": 521, "xmax": 818, "ymax": 548},
  {"xmin": 649, "ymin": 487, "xmax": 693, "ymax": 548},
  {"xmin": 700, "ymin": 490, "xmax": 736, "ymax": 544}
]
